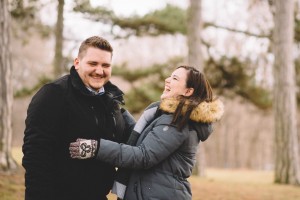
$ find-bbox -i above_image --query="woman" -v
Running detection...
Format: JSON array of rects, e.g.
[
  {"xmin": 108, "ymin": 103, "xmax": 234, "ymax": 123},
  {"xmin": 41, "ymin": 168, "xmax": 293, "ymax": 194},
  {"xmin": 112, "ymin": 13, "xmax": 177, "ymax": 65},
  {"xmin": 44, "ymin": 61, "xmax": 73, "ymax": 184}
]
[{"xmin": 69, "ymin": 65, "xmax": 224, "ymax": 200}]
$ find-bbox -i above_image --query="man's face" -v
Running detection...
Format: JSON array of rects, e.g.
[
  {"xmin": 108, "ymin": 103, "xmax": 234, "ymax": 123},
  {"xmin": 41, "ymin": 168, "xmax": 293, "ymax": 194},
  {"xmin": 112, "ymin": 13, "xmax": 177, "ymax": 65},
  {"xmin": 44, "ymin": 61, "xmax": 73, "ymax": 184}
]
[{"xmin": 74, "ymin": 47, "xmax": 112, "ymax": 91}]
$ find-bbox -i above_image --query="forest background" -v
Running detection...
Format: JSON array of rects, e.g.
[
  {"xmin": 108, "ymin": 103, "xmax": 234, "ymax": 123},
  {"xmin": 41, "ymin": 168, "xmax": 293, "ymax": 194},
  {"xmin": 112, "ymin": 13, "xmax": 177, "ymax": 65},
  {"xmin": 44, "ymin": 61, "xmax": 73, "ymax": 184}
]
[{"xmin": 1, "ymin": 0, "xmax": 300, "ymax": 199}]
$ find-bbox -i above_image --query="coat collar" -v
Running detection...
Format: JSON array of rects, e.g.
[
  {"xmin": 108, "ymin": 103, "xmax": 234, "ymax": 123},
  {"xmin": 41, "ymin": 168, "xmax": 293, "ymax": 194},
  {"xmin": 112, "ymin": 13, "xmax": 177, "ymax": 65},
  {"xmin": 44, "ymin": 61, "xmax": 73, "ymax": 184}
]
[{"xmin": 159, "ymin": 98, "xmax": 224, "ymax": 123}]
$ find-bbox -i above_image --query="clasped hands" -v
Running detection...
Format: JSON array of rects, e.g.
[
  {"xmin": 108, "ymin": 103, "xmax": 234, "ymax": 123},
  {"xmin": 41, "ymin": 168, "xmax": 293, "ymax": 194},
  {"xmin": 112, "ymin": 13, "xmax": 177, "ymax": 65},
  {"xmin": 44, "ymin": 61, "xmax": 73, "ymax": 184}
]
[{"xmin": 69, "ymin": 138, "xmax": 98, "ymax": 159}]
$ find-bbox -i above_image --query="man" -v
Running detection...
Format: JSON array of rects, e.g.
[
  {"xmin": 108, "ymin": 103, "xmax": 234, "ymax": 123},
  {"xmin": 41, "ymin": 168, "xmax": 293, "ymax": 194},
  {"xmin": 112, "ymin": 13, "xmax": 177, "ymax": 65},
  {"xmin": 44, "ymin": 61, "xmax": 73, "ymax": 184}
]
[{"xmin": 22, "ymin": 36, "xmax": 134, "ymax": 200}]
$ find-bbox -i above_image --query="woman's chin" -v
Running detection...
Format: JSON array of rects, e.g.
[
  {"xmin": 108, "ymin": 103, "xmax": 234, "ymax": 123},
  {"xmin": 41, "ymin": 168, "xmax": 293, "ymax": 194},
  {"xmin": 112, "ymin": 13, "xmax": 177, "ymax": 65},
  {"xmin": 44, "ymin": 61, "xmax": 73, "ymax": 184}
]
[{"xmin": 160, "ymin": 93, "xmax": 171, "ymax": 100}]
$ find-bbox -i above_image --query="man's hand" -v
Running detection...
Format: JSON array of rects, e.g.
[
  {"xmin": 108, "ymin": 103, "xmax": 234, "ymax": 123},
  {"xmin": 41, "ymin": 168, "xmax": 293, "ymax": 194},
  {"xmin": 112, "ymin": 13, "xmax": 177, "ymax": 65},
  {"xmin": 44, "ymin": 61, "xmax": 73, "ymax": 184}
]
[{"xmin": 69, "ymin": 138, "xmax": 98, "ymax": 159}]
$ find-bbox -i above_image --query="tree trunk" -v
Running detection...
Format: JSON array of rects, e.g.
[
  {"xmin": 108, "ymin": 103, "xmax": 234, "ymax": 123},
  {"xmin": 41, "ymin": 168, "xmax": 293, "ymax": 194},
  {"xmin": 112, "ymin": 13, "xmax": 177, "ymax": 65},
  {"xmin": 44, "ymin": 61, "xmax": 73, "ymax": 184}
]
[
  {"xmin": 187, "ymin": 0, "xmax": 203, "ymax": 70},
  {"xmin": 273, "ymin": 0, "xmax": 300, "ymax": 185},
  {"xmin": 0, "ymin": 0, "xmax": 18, "ymax": 171},
  {"xmin": 188, "ymin": 0, "xmax": 205, "ymax": 176},
  {"xmin": 54, "ymin": 0, "xmax": 65, "ymax": 77}
]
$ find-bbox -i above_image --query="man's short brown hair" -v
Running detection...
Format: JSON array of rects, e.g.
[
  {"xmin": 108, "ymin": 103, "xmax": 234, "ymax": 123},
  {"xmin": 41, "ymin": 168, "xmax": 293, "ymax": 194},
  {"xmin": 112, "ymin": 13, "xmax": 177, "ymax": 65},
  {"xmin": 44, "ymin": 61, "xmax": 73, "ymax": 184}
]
[{"xmin": 78, "ymin": 36, "xmax": 113, "ymax": 58}]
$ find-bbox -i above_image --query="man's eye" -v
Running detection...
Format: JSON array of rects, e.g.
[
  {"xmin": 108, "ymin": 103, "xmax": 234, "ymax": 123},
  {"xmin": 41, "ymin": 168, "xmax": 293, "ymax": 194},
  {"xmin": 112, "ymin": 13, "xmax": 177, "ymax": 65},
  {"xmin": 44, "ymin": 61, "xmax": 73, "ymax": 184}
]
[{"xmin": 102, "ymin": 64, "xmax": 110, "ymax": 68}]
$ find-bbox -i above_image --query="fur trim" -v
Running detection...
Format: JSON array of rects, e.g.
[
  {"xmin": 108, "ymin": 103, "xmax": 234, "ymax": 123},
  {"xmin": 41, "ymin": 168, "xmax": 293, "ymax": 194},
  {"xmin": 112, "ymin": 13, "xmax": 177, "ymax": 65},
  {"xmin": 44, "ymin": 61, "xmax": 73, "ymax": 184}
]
[{"xmin": 160, "ymin": 98, "xmax": 224, "ymax": 123}]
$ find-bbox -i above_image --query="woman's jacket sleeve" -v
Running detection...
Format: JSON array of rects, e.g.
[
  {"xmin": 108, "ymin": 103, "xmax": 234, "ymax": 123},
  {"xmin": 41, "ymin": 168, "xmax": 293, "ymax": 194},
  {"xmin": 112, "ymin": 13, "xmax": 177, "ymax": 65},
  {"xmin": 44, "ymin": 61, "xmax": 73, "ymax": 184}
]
[{"xmin": 96, "ymin": 115, "xmax": 190, "ymax": 169}]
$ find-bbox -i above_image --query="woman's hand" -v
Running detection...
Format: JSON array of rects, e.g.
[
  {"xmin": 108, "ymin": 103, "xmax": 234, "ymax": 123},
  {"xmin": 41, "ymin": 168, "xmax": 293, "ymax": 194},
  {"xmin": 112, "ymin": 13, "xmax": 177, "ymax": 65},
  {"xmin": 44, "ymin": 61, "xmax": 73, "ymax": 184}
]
[{"xmin": 69, "ymin": 138, "xmax": 98, "ymax": 159}]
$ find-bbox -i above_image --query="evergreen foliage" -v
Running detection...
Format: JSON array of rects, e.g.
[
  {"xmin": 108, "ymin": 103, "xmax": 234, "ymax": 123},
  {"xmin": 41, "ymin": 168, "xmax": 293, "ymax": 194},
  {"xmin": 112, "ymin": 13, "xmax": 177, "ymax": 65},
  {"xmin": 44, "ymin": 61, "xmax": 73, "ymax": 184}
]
[
  {"xmin": 294, "ymin": 16, "xmax": 300, "ymax": 42},
  {"xmin": 14, "ymin": 76, "xmax": 52, "ymax": 98},
  {"xmin": 73, "ymin": 0, "xmax": 115, "ymax": 21},
  {"xmin": 73, "ymin": 1, "xmax": 186, "ymax": 37},
  {"xmin": 205, "ymin": 56, "xmax": 272, "ymax": 109},
  {"xmin": 10, "ymin": 0, "xmax": 52, "ymax": 38},
  {"xmin": 114, "ymin": 56, "xmax": 272, "ymax": 113},
  {"xmin": 113, "ymin": 58, "xmax": 182, "ymax": 113},
  {"xmin": 113, "ymin": 4, "xmax": 187, "ymax": 36}
]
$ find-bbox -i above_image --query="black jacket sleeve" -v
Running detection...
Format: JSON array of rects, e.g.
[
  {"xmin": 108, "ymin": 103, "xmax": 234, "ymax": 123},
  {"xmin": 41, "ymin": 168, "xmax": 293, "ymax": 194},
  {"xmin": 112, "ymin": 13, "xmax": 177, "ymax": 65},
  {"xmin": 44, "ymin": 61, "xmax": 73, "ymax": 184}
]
[{"xmin": 22, "ymin": 84, "xmax": 65, "ymax": 200}]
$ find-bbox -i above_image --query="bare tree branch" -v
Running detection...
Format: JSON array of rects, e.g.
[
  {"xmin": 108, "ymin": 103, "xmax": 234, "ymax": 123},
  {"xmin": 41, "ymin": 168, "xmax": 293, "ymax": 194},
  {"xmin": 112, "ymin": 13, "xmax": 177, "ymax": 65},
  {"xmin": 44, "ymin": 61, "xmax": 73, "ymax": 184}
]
[{"xmin": 205, "ymin": 22, "xmax": 271, "ymax": 39}]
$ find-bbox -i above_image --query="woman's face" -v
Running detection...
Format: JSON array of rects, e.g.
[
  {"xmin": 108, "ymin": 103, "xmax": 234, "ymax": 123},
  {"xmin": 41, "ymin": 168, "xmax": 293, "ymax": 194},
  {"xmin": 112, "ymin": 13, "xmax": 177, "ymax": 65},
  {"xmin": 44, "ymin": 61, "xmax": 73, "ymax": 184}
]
[{"xmin": 161, "ymin": 68, "xmax": 193, "ymax": 99}]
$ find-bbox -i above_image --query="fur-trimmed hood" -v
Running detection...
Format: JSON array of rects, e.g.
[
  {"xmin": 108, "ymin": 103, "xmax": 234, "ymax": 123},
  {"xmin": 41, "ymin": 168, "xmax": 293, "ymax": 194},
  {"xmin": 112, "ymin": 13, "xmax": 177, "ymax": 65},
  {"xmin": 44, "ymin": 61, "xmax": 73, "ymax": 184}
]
[{"xmin": 159, "ymin": 98, "xmax": 224, "ymax": 123}]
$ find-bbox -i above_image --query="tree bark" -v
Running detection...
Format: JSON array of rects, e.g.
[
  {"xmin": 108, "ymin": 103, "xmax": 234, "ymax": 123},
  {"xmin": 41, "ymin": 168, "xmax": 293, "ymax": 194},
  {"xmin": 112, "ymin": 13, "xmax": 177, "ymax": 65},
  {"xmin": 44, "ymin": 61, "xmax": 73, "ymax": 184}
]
[
  {"xmin": 188, "ymin": 0, "xmax": 206, "ymax": 176},
  {"xmin": 273, "ymin": 0, "xmax": 300, "ymax": 185},
  {"xmin": 187, "ymin": 0, "xmax": 203, "ymax": 71},
  {"xmin": 54, "ymin": 0, "xmax": 65, "ymax": 77},
  {"xmin": 0, "ymin": 0, "xmax": 18, "ymax": 171}
]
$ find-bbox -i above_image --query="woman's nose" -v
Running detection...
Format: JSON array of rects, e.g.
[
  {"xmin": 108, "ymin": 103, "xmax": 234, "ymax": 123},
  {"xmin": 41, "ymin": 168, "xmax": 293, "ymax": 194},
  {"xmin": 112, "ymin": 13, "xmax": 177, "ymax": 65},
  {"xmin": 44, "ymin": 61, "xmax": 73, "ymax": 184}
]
[{"xmin": 165, "ymin": 77, "xmax": 170, "ymax": 83}]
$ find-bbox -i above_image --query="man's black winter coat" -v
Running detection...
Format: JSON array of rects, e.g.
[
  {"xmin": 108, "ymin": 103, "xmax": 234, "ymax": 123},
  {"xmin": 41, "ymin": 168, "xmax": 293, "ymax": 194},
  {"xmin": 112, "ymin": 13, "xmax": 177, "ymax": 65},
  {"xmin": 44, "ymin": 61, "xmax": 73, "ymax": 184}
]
[{"xmin": 22, "ymin": 66, "xmax": 131, "ymax": 200}]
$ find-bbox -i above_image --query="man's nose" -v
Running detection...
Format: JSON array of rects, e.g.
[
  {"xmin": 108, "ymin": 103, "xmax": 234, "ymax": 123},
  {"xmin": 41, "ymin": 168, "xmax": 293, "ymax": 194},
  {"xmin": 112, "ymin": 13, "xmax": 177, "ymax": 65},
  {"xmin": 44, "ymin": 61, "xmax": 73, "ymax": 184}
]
[{"xmin": 95, "ymin": 65, "xmax": 104, "ymax": 75}]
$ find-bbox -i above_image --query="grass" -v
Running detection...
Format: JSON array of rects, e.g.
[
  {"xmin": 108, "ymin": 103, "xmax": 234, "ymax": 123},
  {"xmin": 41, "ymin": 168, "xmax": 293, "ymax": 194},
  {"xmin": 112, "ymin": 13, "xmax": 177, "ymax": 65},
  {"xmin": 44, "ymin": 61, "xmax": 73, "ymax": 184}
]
[
  {"xmin": 1, "ymin": 147, "xmax": 299, "ymax": 200},
  {"xmin": 190, "ymin": 169, "xmax": 300, "ymax": 200}
]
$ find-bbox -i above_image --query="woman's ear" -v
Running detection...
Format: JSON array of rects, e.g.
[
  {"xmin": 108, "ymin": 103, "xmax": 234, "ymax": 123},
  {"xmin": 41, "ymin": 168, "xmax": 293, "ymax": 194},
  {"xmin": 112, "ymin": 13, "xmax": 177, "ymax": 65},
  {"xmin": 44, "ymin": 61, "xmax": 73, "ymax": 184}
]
[{"xmin": 184, "ymin": 88, "xmax": 194, "ymax": 97}]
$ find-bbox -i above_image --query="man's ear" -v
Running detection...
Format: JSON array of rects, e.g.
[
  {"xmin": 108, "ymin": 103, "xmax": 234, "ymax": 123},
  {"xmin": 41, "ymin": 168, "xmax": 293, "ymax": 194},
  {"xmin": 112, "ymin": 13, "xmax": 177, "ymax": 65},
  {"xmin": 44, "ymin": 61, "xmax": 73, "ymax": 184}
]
[
  {"xmin": 184, "ymin": 88, "xmax": 194, "ymax": 97},
  {"xmin": 74, "ymin": 58, "xmax": 79, "ymax": 69}
]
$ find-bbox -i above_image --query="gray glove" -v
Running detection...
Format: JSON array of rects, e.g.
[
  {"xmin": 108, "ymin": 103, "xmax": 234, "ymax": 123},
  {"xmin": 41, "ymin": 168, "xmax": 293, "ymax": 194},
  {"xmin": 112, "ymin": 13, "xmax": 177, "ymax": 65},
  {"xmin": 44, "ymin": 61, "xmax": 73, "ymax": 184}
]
[{"xmin": 69, "ymin": 138, "xmax": 98, "ymax": 159}]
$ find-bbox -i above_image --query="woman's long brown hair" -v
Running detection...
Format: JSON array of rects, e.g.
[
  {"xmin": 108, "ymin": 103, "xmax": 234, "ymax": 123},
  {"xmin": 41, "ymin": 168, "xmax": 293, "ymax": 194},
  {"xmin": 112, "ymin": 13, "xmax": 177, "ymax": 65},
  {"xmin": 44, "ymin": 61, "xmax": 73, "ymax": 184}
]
[{"xmin": 171, "ymin": 66, "xmax": 213, "ymax": 130}]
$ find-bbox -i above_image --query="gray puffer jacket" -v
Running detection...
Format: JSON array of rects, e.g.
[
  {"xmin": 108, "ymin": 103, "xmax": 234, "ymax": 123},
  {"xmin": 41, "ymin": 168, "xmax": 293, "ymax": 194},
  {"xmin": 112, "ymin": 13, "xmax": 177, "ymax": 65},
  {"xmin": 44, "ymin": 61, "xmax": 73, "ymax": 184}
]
[{"xmin": 97, "ymin": 98, "xmax": 224, "ymax": 200}]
